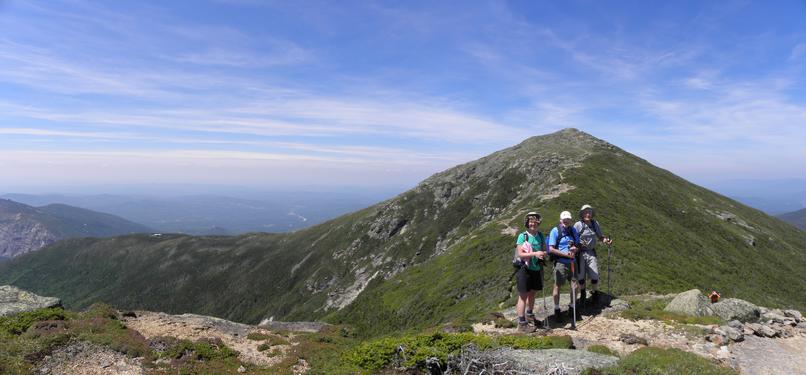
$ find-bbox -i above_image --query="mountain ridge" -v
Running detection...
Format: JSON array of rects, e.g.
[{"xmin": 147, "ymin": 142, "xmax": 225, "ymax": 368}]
[
  {"xmin": 777, "ymin": 208, "xmax": 806, "ymax": 231},
  {"xmin": 2, "ymin": 128, "xmax": 805, "ymax": 338}
]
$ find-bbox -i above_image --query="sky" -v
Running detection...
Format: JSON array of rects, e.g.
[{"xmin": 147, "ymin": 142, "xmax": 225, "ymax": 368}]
[{"xmin": 1, "ymin": 0, "xmax": 804, "ymax": 192}]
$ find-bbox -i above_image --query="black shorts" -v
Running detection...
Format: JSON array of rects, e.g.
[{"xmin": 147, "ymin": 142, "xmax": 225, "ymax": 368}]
[{"xmin": 516, "ymin": 267, "xmax": 543, "ymax": 293}]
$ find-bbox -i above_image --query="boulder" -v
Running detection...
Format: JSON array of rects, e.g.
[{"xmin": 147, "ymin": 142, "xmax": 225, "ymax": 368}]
[
  {"xmin": 711, "ymin": 298, "xmax": 761, "ymax": 322},
  {"xmin": 720, "ymin": 325, "xmax": 744, "ymax": 342},
  {"xmin": 755, "ymin": 324, "xmax": 778, "ymax": 338},
  {"xmin": 0, "ymin": 285, "xmax": 61, "ymax": 316},
  {"xmin": 727, "ymin": 320, "xmax": 744, "ymax": 329},
  {"xmin": 664, "ymin": 289, "xmax": 714, "ymax": 317},
  {"xmin": 783, "ymin": 310, "xmax": 802, "ymax": 322},
  {"xmin": 762, "ymin": 311, "xmax": 788, "ymax": 324}
]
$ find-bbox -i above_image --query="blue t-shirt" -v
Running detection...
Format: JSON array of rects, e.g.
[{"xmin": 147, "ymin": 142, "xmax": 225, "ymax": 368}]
[
  {"xmin": 547, "ymin": 225, "xmax": 579, "ymax": 265},
  {"xmin": 516, "ymin": 231, "xmax": 544, "ymax": 271}
]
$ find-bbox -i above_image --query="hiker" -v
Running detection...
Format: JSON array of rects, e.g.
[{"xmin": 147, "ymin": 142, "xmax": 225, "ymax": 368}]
[
  {"xmin": 548, "ymin": 211, "xmax": 579, "ymax": 322},
  {"xmin": 574, "ymin": 204, "xmax": 612, "ymax": 306},
  {"xmin": 515, "ymin": 211, "xmax": 547, "ymax": 332},
  {"xmin": 709, "ymin": 290, "xmax": 721, "ymax": 303}
]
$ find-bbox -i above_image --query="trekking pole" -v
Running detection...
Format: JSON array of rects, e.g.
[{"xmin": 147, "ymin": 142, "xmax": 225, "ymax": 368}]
[
  {"xmin": 541, "ymin": 268, "xmax": 548, "ymax": 329},
  {"xmin": 607, "ymin": 243, "xmax": 613, "ymax": 295},
  {"xmin": 570, "ymin": 257, "xmax": 576, "ymax": 330}
]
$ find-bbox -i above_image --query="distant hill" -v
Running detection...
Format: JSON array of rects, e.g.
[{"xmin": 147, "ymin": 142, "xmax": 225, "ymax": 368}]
[
  {"xmin": 0, "ymin": 199, "xmax": 152, "ymax": 257},
  {"xmin": 3, "ymin": 129, "xmax": 805, "ymax": 338},
  {"xmin": 777, "ymin": 208, "xmax": 806, "ymax": 231},
  {"xmin": 2, "ymin": 191, "xmax": 393, "ymax": 235}
]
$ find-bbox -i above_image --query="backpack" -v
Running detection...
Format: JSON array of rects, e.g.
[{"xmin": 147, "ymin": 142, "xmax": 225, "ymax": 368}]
[
  {"xmin": 511, "ymin": 231, "xmax": 544, "ymax": 269},
  {"xmin": 549, "ymin": 225, "xmax": 576, "ymax": 263},
  {"xmin": 576, "ymin": 219, "xmax": 600, "ymax": 250}
]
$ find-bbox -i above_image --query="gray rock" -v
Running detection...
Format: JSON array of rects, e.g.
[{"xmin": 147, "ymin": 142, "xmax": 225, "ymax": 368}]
[
  {"xmin": 755, "ymin": 324, "xmax": 778, "ymax": 338},
  {"xmin": 728, "ymin": 320, "xmax": 744, "ymax": 329},
  {"xmin": 797, "ymin": 322, "xmax": 806, "ymax": 330},
  {"xmin": 620, "ymin": 333, "xmax": 649, "ymax": 346},
  {"xmin": 711, "ymin": 298, "xmax": 761, "ymax": 322},
  {"xmin": 448, "ymin": 346, "xmax": 618, "ymax": 375},
  {"xmin": 720, "ymin": 325, "xmax": 744, "ymax": 342},
  {"xmin": 762, "ymin": 312, "xmax": 788, "ymax": 324},
  {"xmin": 664, "ymin": 289, "xmax": 714, "ymax": 317},
  {"xmin": 774, "ymin": 324, "xmax": 794, "ymax": 338},
  {"xmin": 0, "ymin": 285, "xmax": 61, "ymax": 316},
  {"xmin": 706, "ymin": 333, "xmax": 727, "ymax": 346},
  {"xmin": 783, "ymin": 310, "xmax": 802, "ymax": 322}
]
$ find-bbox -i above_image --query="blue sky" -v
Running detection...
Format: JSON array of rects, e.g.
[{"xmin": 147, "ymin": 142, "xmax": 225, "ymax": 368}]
[{"xmin": 1, "ymin": 0, "xmax": 804, "ymax": 190}]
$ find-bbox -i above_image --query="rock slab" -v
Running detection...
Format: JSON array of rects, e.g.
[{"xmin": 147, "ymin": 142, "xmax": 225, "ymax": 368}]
[
  {"xmin": 0, "ymin": 285, "xmax": 61, "ymax": 316},
  {"xmin": 711, "ymin": 298, "xmax": 761, "ymax": 322},
  {"xmin": 664, "ymin": 289, "xmax": 714, "ymax": 317}
]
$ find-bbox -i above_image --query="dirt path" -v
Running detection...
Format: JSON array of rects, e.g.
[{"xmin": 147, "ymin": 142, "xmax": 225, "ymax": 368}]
[
  {"xmin": 731, "ymin": 335, "xmax": 806, "ymax": 375},
  {"xmin": 123, "ymin": 311, "xmax": 294, "ymax": 367}
]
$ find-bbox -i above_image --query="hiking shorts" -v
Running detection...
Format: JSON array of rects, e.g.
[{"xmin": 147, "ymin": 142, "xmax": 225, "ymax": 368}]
[
  {"xmin": 577, "ymin": 249, "xmax": 599, "ymax": 283},
  {"xmin": 516, "ymin": 268, "xmax": 543, "ymax": 293},
  {"xmin": 553, "ymin": 262, "xmax": 573, "ymax": 285}
]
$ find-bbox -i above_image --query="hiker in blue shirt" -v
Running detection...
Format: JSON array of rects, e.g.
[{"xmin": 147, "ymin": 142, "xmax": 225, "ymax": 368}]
[
  {"xmin": 547, "ymin": 211, "xmax": 580, "ymax": 322},
  {"xmin": 514, "ymin": 211, "xmax": 547, "ymax": 332}
]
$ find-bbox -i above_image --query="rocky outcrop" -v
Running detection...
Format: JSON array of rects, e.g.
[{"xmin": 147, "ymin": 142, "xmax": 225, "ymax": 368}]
[
  {"xmin": 0, "ymin": 215, "xmax": 58, "ymax": 258},
  {"xmin": 711, "ymin": 298, "xmax": 761, "ymax": 322},
  {"xmin": 0, "ymin": 198, "xmax": 151, "ymax": 257},
  {"xmin": 0, "ymin": 285, "xmax": 61, "ymax": 316},
  {"xmin": 664, "ymin": 289, "xmax": 714, "ymax": 317}
]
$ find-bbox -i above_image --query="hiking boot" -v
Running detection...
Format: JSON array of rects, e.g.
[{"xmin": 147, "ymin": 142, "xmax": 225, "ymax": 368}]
[
  {"xmin": 553, "ymin": 309, "xmax": 564, "ymax": 324},
  {"xmin": 591, "ymin": 291, "xmax": 602, "ymax": 304},
  {"xmin": 517, "ymin": 322, "xmax": 535, "ymax": 333},
  {"xmin": 526, "ymin": 314, "xmax": 538, "ymax": 326},
  {"xmin": 579, "ymin": 292, "xmax": 587, "ymax": 308}
]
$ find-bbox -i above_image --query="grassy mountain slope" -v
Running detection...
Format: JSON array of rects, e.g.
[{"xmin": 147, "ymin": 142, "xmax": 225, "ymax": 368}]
[
  {"xmin": 778, "ymin": 208, "xmax": 806, "ymax": 231},
  {"xmin": 2, "ymin": 129, "xmax": 805, "ymax": 338}
]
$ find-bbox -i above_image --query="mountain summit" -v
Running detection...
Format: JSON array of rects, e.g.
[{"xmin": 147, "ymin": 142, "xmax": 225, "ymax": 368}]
[{"xmin": 2, "ymin": 129, "xmax": 805, "ymax": 336}]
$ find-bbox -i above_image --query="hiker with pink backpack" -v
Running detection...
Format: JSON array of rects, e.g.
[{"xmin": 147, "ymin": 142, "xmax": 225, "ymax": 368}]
[{"xmin": 513, "ymin": 211, "xmax": 548, "ymax": 332}]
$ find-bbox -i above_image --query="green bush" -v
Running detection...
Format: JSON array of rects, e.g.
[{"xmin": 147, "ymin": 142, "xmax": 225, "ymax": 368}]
[
  {"xmin": 586, "ymin": 344, "xmax": 617, "ymax": 357},
  {"xmin": 0, "ymin": 308, "xmax": 70, "ymax": 335},
  {"xmin": 584, "ymin": 347, "xmax": 737, "ymax": 375},
  {"xmin": 246, "ymin": 332, "xmax": 270, "ymax": 341}
]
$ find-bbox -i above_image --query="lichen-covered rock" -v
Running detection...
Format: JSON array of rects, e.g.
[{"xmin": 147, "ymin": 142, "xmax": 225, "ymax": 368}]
[
  {"xmin": 664, "ymin": 289, "xmax": 714, "ymax": 317},
  {"xmin": 0, "ymin": 285, "xmax": 61, "ymax": 316},
  {"xmin": 711, "ymin": 298, "xmax": 761, "ymax": 322}
]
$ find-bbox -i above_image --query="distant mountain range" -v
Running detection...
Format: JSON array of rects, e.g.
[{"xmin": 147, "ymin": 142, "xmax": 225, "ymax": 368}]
[
  {"xmin": 778, "ymin": 208, "xmax": 806, "ymax": 231},
  {"xmin": 2, "ymin": 191, "xmax": 394, "ymax": 235},
  {"xmin": 0, "ymin": 199, "xmax": 152, "ymax": 258},
  {"xmin": 704, "ymin": 179, "xmax": 806, "ymax": 215},
  {"xmin": 3, "ymin": 129, "xmax": 805, "ymax": 338}
]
